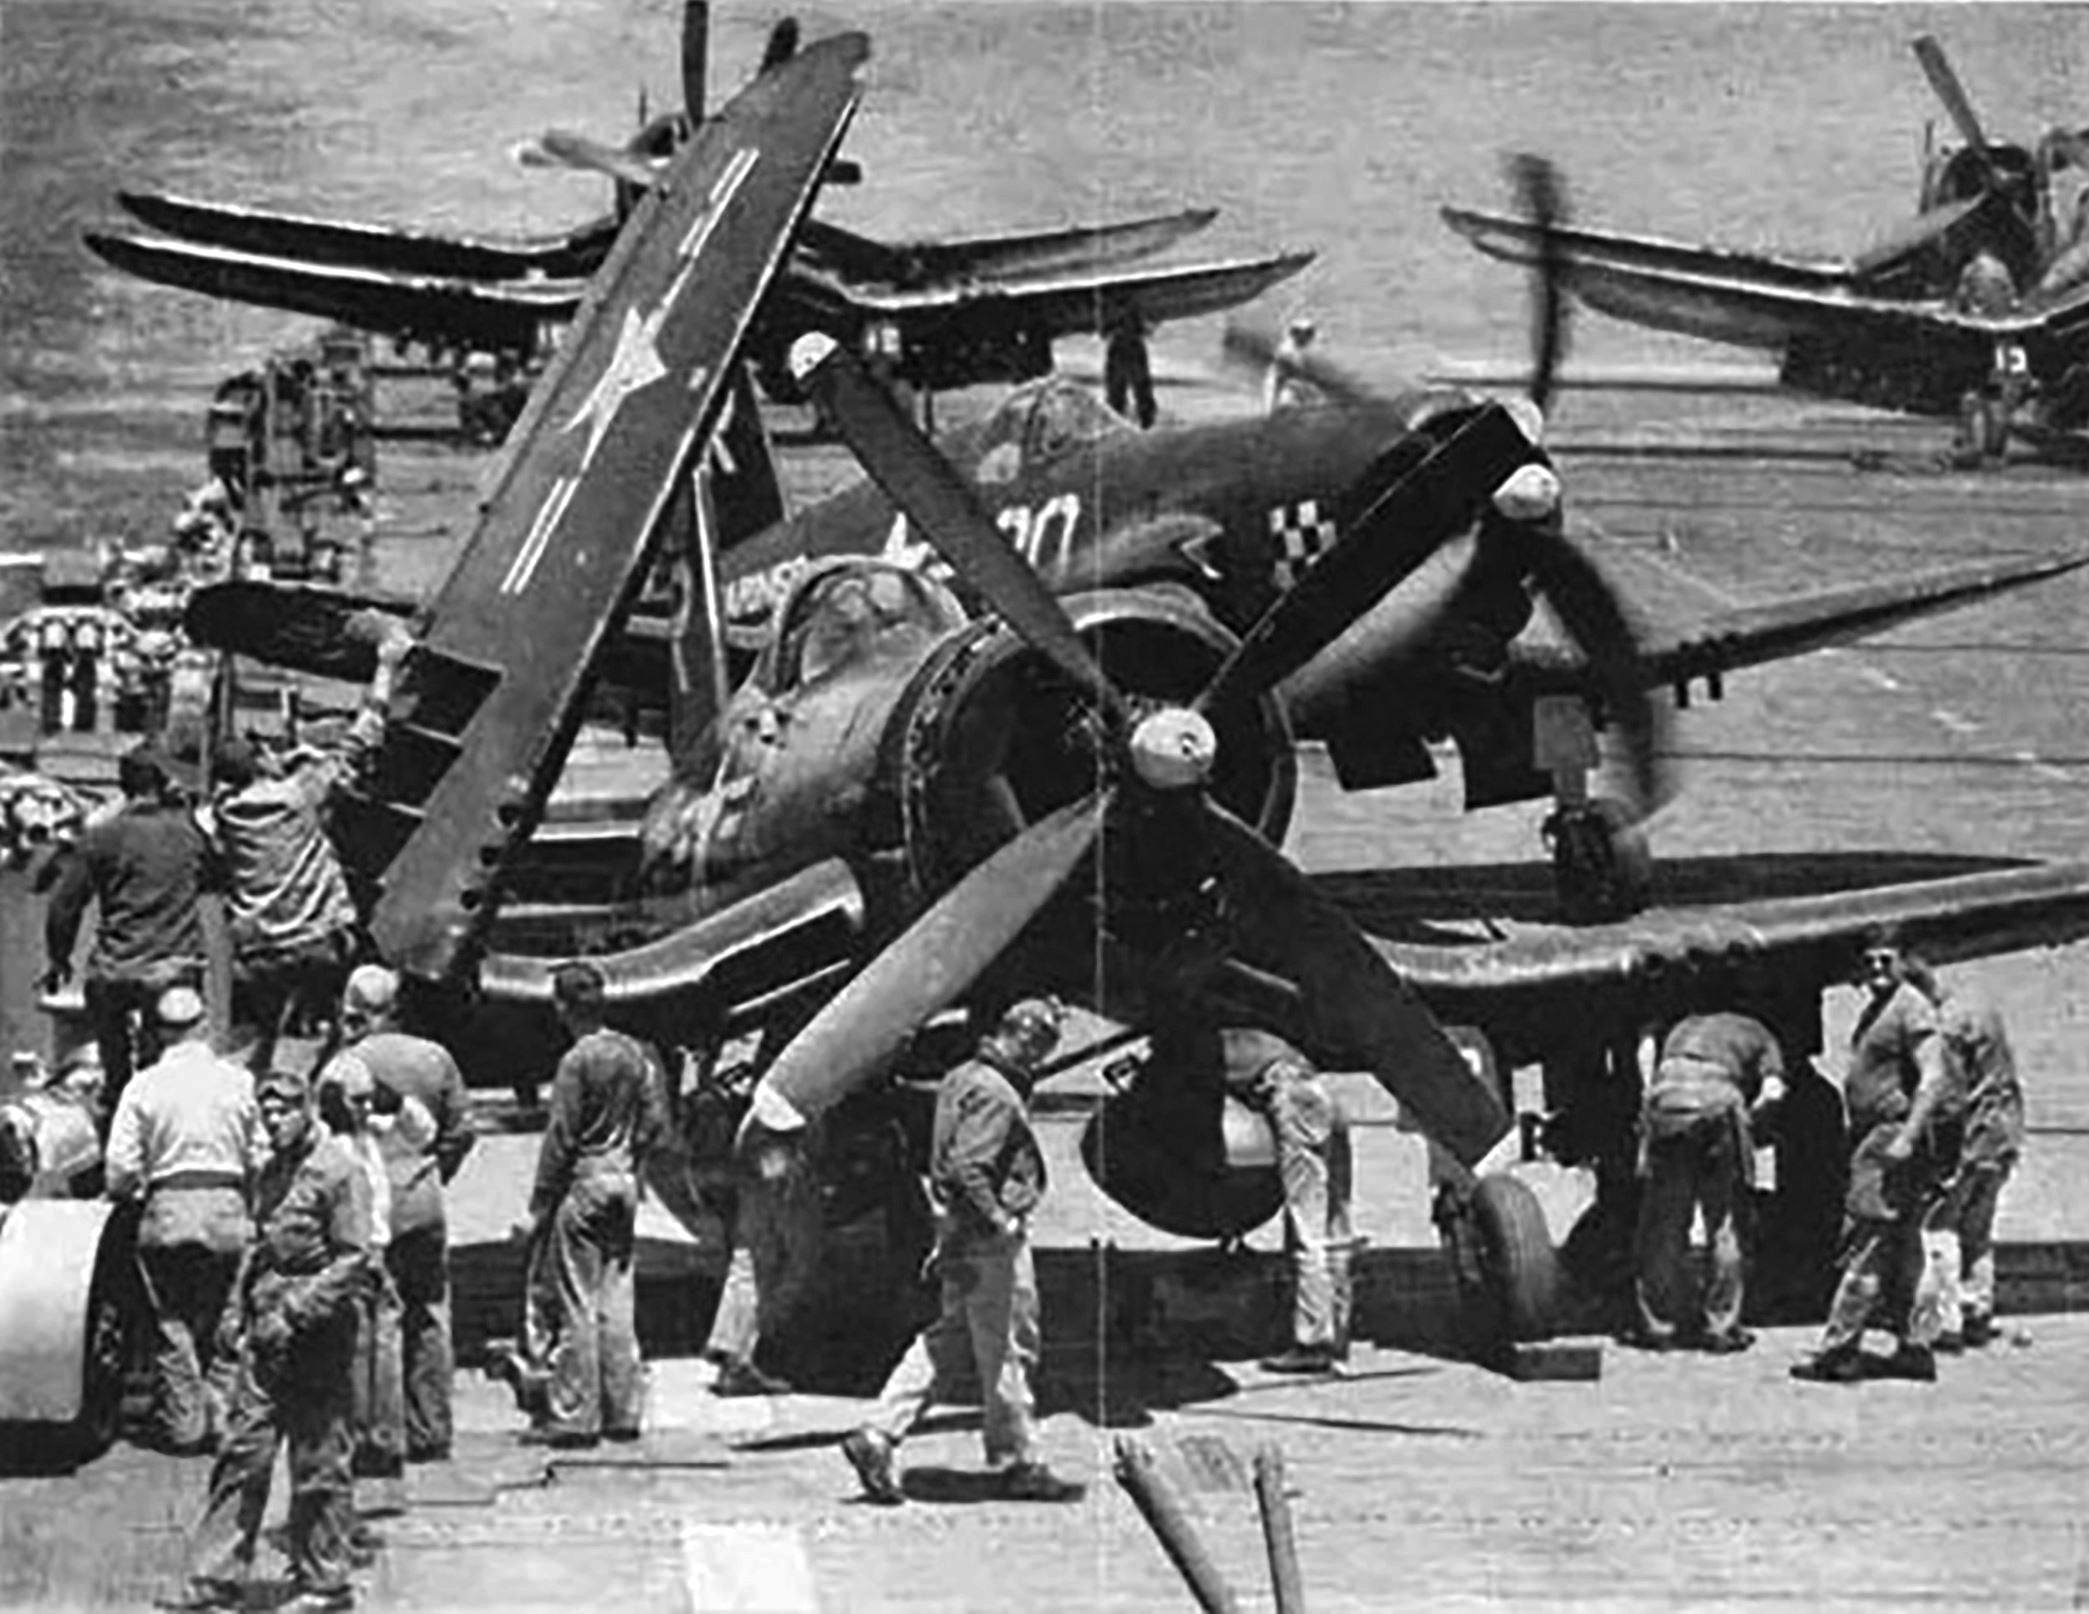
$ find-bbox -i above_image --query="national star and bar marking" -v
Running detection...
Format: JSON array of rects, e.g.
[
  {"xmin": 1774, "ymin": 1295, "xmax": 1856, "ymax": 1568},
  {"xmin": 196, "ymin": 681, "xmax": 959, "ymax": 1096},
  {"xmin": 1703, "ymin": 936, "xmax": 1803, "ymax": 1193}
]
[{"xmin": 501, "ymin": 144, "xmax": 758, "ymax": 598}]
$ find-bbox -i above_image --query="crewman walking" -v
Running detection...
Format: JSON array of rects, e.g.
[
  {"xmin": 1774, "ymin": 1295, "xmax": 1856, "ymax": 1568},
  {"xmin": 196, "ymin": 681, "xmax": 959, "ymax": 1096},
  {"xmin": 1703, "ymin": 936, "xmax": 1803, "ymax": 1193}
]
[
  {"xmin": 1628, "ymin": 1010, "xmax": 1787, "ymax": 1353},
  {"xmin": 104, "ymin": 986, "xmax": 262, "ymax": 1454},
  {"xmin": 42, "ymin": 741, "xmax": 213, "ymax": 1123},
  {"xmin": 843, "ymin": 999, "xmax": 1083, "ymax": 1506},
  {"xmin": 1793, "ymin": 932, "xmax": 1963, "ymax": 1384},
  {"xmin": 1224, "ymin": 1029, "xmax": 1356, "ymax": 1374},
  {"xmin": 328, "ymin": 966, "xmax": 474, "ymax": 1460},
  {"xmin": 161, "ymin": 1066, "xmax": 374, "ymax": 1614},
  {"xmin": 520, "ymin": 962, "xmax": 670, "ymax": 1446},
  {"xmin": 1263, "ymin": 315, "xmax": 1324, "ymax": 414}
]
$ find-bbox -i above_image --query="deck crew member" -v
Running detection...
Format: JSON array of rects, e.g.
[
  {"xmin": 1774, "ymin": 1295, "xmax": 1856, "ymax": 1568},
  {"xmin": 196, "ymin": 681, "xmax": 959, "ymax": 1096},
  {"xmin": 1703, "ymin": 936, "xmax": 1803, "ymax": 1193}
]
[
  {"xmin": 1263, "ymin": 315, "xmax": 1324, "ymax": 414},
  {"xmin": 1628, "ymin": 1010, "xmax": 1786, "ymax": 1353},
  {"xmin": 328, "ymin": 965, "xmax": 474, "ymax": 1459},
  {"xmin": 43, "ymin": 741, "xmax": 213, "ymax": 1123},
  {"xmin": 210, "ymin": 628, "xmax": 406, "ymax": 1068},
  {"xmin": 520, "ymin": 961, "xmax": 670, "ymax": 1446},
  {"xmin": 702, "ymin": 1115, "xmax": 821, "ymax": 1399},
  {"xmin": 843, "ymin": 999, "xmax": 1083, "ymax": 1506},
  {"xmin": 164, "ymin": 1066, "xmax": 373, "ymax": 1614},
  {"xmin": 1792, "ymin": 932, "xmax": 1962, "ymax": 1384},
  {"xmin": 105, "ymin": 986, "xmax": 262, "ymax": 1454},
  {"xmin": 1907, "ymin": 958, "xmax": 2024, "ymax": 1350},
  {"xmin": 1226, "ymin": 1029, "xmax": 1356, "ymax": 1375},
  {"xmin": 317, "ymin": 1053, "xmax": 406, "ymax": 1505},
  {"xmin": 1103, "ymin": 306, "xmax": 1158, "ymax": 429}
]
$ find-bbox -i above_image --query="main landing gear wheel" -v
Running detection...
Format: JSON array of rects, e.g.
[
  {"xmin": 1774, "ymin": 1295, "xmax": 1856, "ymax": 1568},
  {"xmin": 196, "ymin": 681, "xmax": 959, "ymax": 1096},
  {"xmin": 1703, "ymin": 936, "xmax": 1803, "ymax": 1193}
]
[{"xmin": 1439, "ymin": 1172, "xmax": 1561, "ymax": 1356}]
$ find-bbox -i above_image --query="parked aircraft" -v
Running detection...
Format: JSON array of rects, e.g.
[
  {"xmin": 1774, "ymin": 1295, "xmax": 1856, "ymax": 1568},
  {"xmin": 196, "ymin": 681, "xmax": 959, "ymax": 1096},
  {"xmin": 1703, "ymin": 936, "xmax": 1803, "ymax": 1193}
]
[
  {"xmin": 1444, "ymin": 37, "xmax": 2089, "ymax": 460},
  {"xmin": 83, "ymin": 4, "xmax": 1309, "ymax": 413},
  {"xmin": 160, "ymin": 10, "xmax": 2089, "ymax": 1386}
]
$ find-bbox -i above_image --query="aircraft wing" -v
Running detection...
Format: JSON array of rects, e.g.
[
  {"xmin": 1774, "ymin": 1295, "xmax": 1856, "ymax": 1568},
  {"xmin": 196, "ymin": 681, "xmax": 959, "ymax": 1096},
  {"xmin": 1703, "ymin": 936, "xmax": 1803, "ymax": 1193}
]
[
  {"xmin": 797, "ymin": 206, "xmax": 1216, "ymax": 290},
  {"xmin": 82, "ymin": 232, "xmax": 582, "ymax": 355},
  {"xmin": 115, "ymin": 189, "xmax": 613, "ymax": 280},
  {"xmin": 832, "ymin": 249, "xmax": 1317, "ymax": 337},
  {"xmin": 1381, "ymin": 860, "xmax": 2089, "ymax": 1072},
  {"xmin": 1513, "ymin": 547, "xmax": 2089, "ymax": 695},
  {"xmin": 356, "ymin": 31, "xmax": 868, "ymax": 982},
  {"xmin": 1441, "ymin": 204, "xmax": 2089, "ymax": 362}
]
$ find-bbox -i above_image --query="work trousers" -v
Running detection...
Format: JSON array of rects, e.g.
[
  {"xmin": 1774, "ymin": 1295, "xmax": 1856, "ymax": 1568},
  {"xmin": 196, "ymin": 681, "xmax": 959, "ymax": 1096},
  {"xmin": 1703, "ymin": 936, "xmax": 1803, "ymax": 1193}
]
[
  {"xmin": 1633, "ymin": 1109, "xmax": 1747, "ymax": 1343},
  {"xmin": 136, "ymin": 1240, "xmax": 242, "ymax": 1450},
  {"xmin": 868, "ymin": 1225, "xmax": 1039, "ymax": 1469},
  {"xmin": 704, "ymin": 1148, "xmax": 823, "ymax": 1366},
  {"xmin": 546, "ymin": 1168, "xmax": 643, "ymax": 1440},
  {"xmin": 231, "ymin": 930, "xmax": 351, "ymax": 1065},
  {"xmin": 1270, "ymin": 1077, "xmax": 1354, "ymax": 1351},
  {"xmin": 1819, "ymin": 1123, "xmax": 1949, "ymax": 1355},
  {"xmin": 349, "ymin": 1262, "xmax": 405, "ymax": 1476},
  {"xmin": 1921, "ymin": 1157, "xmax": 2015, "ymax": 1334},
  {"xmin": 388, "ymin": 1225, "xmax": 455, "ymax": 1458},
  {"xmin": 185, "ymin": 1320, "xmax": 356, "ymax": 1597}
]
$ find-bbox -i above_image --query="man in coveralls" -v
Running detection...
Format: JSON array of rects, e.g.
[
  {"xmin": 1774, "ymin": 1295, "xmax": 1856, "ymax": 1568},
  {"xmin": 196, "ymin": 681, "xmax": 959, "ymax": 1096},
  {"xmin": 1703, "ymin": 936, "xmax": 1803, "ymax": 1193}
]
[
  {"xmin": 519, "ymin": 961, "xmax": 670, "ymax": 1446},
  {"xmin": 842, "ymin": 999, "xmax": 1083, "ymax": 1506},
  {"xmin": 1906, "ymin": 955, "xmax": 2025, "ymax": 1350},
  {"xmin": 104, "ymin": 985, "xmax": 263, "ymax": 1453},
  {"xmin": 1792, "ymin": 931, "xmax": 1962, "ymax": 1384},
  {"xmin": 1627, "ymin": 1009, "xmax": 1787, "ymax": 1353},
  {"xmin": 1225, "ymin": 1029, "xmax": 1356, "ymax": 1375},
  {"xmin": 160, "ymin": 1066, "xmax": 374, "ymax": 1613}
]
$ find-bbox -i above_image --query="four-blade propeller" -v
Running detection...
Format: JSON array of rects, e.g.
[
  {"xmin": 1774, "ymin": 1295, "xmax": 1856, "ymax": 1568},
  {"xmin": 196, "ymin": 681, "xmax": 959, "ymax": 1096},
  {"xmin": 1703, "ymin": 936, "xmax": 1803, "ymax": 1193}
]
[{"xmin": 746, "ymin": 335, "xmax": 1544, "ymax": 1163}]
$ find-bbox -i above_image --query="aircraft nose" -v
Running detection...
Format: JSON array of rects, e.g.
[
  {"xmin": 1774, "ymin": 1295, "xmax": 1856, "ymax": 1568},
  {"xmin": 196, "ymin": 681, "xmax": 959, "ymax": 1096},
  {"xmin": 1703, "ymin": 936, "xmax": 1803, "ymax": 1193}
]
[{"xmin": 1492, "ymin": 461, "xmax": 1560, "ymax": 522}]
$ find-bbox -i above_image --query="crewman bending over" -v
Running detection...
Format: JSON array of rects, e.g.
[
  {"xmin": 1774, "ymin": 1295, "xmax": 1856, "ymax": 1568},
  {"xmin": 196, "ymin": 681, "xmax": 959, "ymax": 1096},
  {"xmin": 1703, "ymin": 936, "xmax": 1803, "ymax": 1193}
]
[{"xmin": 1627, "ymin": 1010, "xmax": 1785, "ymax": 1354}]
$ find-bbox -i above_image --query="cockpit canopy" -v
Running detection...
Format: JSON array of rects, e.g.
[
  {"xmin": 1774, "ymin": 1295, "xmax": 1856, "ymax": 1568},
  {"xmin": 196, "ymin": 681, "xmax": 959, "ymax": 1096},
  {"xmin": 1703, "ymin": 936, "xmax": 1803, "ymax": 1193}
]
[
  {"xmin": 970, "ymin": 376, "xmax": 1135, "ymax": 483},
  {"xmin": 754, "ymin": 556, "xmax": 966, "ymax": 696}
]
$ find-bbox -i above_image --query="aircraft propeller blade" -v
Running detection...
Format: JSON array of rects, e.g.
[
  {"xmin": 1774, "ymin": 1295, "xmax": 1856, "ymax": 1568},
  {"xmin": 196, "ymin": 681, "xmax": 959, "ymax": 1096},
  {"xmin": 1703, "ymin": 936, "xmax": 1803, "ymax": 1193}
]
[
  {"xmin": 1508, "ymin": 151, "xmax": 1569, "ymax": 417},
  {"xmin": 760, "ymin": 17, "xmax": 802, "ymax": 75},
  {"xmin": 794, "ymin": 335, "xmax": 1131, "ymax": 726},
  {"xmin": 682, "ymin": 0, "xmax": 709, "ymax": 123},
  {"xmin": 744, "ymin": 789, "xmax": 1112, "ymax": 1135},
  {"xmin": 1913, "ymin": 35, "xmax": 1997, "ymax": 186},
  {"xmin": 1196, "ymin": 403, "xmax": 1541, "ymax": 717},
  {"xmin": 531, "ymin": 128, "xmax": 662, "ymax": 190},
  {"xmin": 1203, "ymin": 804, "xmax": 1509, "ymax": 1165}
]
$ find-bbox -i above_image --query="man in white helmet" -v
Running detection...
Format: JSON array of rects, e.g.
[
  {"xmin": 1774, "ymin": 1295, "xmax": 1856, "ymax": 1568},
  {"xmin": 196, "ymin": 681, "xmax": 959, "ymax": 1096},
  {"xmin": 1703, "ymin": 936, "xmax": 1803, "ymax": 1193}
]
[{"xmin": 1264, "ymin": 315, "xmax": 1324, "ymax": 414}]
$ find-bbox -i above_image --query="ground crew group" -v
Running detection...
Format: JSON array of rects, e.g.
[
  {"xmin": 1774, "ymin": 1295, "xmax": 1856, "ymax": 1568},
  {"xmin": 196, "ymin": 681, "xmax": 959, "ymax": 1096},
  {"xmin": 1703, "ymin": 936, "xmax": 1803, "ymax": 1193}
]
[
  {"xmin": 1623, "ymin": 929, "xmax": 2026, "ymax": 1383},
  {"xmin": 36, "ymin": 686, "xmax": 2029, "ymax": 1600}
]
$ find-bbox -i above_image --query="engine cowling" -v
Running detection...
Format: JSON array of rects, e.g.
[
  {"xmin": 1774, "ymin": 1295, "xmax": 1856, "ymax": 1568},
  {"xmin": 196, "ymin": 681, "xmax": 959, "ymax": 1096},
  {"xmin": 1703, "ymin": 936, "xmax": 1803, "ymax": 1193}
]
[{"xmin": 880, "ymin": 586, "xmax": 1296, "ymax": 906}]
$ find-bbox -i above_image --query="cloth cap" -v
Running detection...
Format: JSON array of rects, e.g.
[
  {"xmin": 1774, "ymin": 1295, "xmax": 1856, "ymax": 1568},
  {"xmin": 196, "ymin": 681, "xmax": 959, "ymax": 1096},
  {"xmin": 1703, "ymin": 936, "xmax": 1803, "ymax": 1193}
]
[
  {"xmin": 155, "ymin": 985, "xmax": 207, "ymax": 1029},
  {"xmin": 322, "ymin": 1051, "xmax": 375, "ymax": 1100},
  {"xmin": 345, "ymin": 964, "xmax": 400, "ymax": 1016}
]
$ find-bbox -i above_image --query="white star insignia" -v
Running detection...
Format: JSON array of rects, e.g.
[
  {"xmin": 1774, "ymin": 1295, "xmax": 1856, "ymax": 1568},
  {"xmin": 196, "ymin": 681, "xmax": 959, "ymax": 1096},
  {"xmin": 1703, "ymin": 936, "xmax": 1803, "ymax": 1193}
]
[{"xmin": 566, "ymin": 303, "xmax": 670, "ymax": 471}]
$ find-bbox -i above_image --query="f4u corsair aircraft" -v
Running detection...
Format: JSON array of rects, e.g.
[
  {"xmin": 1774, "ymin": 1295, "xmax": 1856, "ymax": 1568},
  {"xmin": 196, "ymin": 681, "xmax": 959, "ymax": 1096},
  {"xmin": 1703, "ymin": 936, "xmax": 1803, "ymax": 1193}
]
[
  {"xmin": 1445, "ymin": 36, "xmax": 2089, "ymax": 460},
  {"xmin": 84, "ymin": 4, "xmax": 1307, "ymax": 413},
  {"xmin": 94, "ymin": 24, "xmax": 2089, "ymax": 1432}
]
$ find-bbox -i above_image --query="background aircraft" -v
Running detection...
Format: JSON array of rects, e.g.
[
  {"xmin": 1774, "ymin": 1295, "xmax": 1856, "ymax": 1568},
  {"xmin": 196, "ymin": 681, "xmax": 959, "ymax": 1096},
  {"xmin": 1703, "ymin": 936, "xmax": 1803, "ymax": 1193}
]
[
  {"xmin": 83, "ymin": 3, "xmax": 1309, "ymax": 416},
  {"xmin": 1443, "ymin": 37, "xmax": 2089, "ymax": 460}
]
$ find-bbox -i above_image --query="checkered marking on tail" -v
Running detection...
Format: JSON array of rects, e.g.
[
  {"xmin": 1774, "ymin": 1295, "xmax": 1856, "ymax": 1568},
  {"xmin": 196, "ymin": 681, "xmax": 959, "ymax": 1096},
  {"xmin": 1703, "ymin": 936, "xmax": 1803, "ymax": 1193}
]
[{"xmin": 1269, "ymin": 499, "xmax": 1338, "ymax": 590}]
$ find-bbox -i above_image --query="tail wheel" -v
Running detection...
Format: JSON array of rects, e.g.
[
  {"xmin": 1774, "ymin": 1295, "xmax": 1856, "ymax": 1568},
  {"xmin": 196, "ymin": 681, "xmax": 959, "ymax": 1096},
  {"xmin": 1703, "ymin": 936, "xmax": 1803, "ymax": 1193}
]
[{"xmin": 1453, "ymin": 1172, "xmax": 1560, "ymax": 1350}]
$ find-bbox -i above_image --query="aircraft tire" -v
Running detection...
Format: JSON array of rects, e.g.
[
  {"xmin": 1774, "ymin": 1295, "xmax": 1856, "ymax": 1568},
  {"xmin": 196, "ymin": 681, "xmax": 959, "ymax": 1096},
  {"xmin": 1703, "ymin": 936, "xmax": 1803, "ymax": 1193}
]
[
  {"xmin": 1464, "ymin": 1172, "xmax": 1560, "ymax": 1347},
  {"xmin": 0, "ymin": 1203, "xmax": 137, "ymax": 1474}
]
